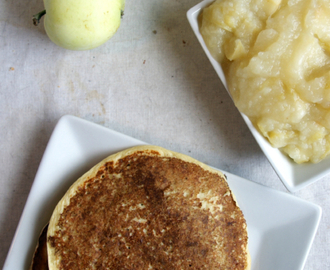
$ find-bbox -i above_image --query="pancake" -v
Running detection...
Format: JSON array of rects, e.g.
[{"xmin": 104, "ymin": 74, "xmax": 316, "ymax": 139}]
[
  {"xmin": 30, "ymin": 224, "xmax": 49, "ymax": 270},
  {"xmin": 47, "ymin": 145, "xmax": 250, "ymax": 270}
]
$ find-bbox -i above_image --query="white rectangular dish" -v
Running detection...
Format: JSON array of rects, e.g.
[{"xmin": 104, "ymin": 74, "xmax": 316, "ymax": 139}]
[
  {"xmin": 4, "ymin": 115, "xmax": 321, "ymax": 270},
  {"xmin": 187, "ymin": 0, "xmax": 330, "ymax": 193}
]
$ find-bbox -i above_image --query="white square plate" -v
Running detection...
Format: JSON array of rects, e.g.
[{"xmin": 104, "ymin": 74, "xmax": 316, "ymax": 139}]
[
  {"xmin": 187, "ymin": 0, "xmax": 330, "ymax": 193},
  {"xmin": 4, "ymin": 115, "xmax": 321, "ymax": 270}
]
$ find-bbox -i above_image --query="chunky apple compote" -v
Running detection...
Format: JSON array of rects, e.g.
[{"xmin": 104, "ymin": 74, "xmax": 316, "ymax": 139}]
[{"xmin": 201, "ymin": 0, "xmax": 330, "ymax": 163}]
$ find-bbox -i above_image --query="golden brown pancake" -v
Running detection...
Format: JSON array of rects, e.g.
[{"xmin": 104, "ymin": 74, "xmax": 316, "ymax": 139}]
[{"xmin": 47, "ymin": 145, "xmax": 250, "ymax": 270}]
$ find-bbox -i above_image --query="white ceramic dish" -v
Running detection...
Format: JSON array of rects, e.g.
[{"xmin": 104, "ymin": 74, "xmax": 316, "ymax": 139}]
[
  {"xmin": 4, "ymin": 115, "xmax": 321, "ymax": 270},
  {"xmin": 187, "ymin": 0, "xmax": 330, "ymax": 193}
]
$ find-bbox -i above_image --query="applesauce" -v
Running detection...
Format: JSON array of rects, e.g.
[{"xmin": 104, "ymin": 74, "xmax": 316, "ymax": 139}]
[{"xmin": 200, "ymin": 0, "xmax": 330, "ymax": 163}]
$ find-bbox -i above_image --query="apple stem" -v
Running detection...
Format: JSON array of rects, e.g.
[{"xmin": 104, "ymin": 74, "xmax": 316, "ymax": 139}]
[{"xmin": 33, "ymin": 10, "xmax": 46, "ymax": 26}]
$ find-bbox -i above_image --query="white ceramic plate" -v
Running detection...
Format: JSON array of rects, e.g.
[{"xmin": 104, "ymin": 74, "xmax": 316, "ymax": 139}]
[
  {"xmin": 187, "ymin": 0, "xmax": 330, "ymax": 193},
  {"xmin": 4, "ymin": 115, "xmax": 321, "ymax": 270}
]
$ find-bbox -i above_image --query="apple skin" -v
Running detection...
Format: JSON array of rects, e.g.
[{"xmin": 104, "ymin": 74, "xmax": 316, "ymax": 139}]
[{"xmin": 43, "ymin": 0, "xmax": 125, "ymax": 50}]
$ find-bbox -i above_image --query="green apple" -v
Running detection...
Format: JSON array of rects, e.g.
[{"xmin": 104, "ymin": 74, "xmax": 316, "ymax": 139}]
[{"xmin": 33, "ymin": 0, "xmax": 125, "ymax": 50}]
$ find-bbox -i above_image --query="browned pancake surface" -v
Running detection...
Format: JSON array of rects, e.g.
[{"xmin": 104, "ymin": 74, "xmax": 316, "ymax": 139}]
[
  {"xmin": 48, "ymin": 148, "xmax": 249, "ymax": 269},
  {"xmin": 30, "ymin": 224, "xmax": 49, "ymax": 270}
]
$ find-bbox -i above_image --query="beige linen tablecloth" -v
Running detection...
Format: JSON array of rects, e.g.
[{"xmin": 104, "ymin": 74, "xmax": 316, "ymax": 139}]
[{"xmin": 0, "ymin": 0, "xmax": 329, "ymax": 269}]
